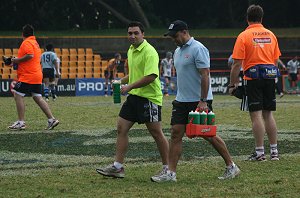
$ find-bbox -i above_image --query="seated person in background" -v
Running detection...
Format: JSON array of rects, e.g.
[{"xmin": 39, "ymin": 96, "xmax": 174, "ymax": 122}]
[{"xmin": 104, "ymin": 53, "xmax": 122, "ymax": 96}]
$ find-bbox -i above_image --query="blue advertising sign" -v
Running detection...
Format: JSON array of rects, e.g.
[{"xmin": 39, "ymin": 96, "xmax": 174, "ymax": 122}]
[
  {"xmin": 0, "ymin": 79, "xmax": 13, "ymax": 97},
  {"xmin": 76, "ymin": 78, "xmax": 106, "ymax": 96}
]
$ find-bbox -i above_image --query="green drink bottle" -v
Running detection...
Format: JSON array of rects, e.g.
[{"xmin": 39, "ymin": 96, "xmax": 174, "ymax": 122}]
[
  {"xmin": 207, "ymin": 111, "xmax": 215, "ymax": 125},
  {"xmin": 113, "ymin": 81, "xmax": 121, "ymax": 104},
  {"xmin": 200, "ymin": 111, "xmax": 207, "ymax": 125},
  {"xmin": 188, "ymin": 111, "xmax": 200, "ymax": 124}
]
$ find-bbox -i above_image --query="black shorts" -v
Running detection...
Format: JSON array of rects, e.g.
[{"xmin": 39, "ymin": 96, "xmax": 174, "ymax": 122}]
[
  {"xmin": 43, "ymin": 68, "xmax": 55, "ymax": 79},
  {"xmin": 13, "ymin": 81, "xmax": 42, "ymax": 96},
  {"xmin": 104, "ymin": 70, "xmax": 113, "ymax": 80},
  {"xmin": 243, "ymin": 79, "xmax": 276, "ymax": 112},
  {"xmin": 171, "ymin": 100, "xmax": 213, "ymax": 125},
  {"xmin": 119, "ymin": 94, "xmax": 161, "ymax": 124},
  {"xmin": 289, "ymin": 73, "xmax": 298, "ymax": 81}
]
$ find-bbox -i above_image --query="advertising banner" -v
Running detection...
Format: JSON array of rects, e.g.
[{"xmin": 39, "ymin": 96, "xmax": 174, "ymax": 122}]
[
  {"xmin": 0, "ymin": 79, "xmax": 13, "ymax": 97},
  {"xmin": 76, "ymin": 78, "xmax": 106, "ymax": 96},
  {"xmin": 1, "ymin": 72, "xmax": 237, "ymax": 97},
  {"xmin": 56, "ymin": 79, "xmax": 76, "ymax": 96},
  {"xmin": 0, "ymin": 79, "xmax": 76, "ymax": 97}
]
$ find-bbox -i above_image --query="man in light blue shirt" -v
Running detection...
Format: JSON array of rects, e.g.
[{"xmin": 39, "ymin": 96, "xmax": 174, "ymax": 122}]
[{"xmin": 151, "ymin": 20, "xmax": 240, "ymax": 182}]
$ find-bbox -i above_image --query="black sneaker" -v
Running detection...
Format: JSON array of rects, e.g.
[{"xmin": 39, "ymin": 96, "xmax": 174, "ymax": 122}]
[{"xmin": 247, "ymin": 153, "xmax": 266, "ymax": 161}]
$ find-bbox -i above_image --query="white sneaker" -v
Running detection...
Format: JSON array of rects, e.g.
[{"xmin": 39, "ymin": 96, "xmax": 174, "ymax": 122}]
[
  {"xmin": 218, "ymin": 164, "xmax": 240, "ymax": 180},
  {"xmin": 96, "ymin": 164, "xmax": 125, "ymax": 178},
  {"xmin": 151, "ymin": 170, "xmax": 177, "ymax": 182},
  {"xmin": 45, "ymin": 119, "xmax": 60, "ymax": 130},
  {"xmin": 279, "ymin": 92, "xmax": 284, "ymax": 98},
  {"xmin": 8, "ymin": 121, "xmax": 26, "ymax": 130}
]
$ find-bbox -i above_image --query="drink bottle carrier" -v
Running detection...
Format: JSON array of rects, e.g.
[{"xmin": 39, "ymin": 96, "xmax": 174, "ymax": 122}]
[{"xmin": 185, "ymin": 109, "xmax": 217, "ymax": 138}]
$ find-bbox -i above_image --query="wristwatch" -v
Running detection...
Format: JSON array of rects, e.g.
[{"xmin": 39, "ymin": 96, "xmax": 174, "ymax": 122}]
[
  {"xmin": 228, "ymin": 85, "xmax": 235, "ymax": 88},
  {"xmin": 200, "ymin": 98, "xmax": 207, "ymax": 102}
]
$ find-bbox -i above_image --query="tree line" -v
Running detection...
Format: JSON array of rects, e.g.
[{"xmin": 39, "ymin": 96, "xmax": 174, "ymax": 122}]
[{"xmin": 1, "ymin": 0, "xmax": 299, "ymax": 31}]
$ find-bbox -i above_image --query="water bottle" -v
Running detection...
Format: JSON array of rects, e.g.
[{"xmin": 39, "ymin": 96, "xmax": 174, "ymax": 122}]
[
  {"xmin": 207, "ymin": 111, "xmax": 215, "ymax": 125},
  {"xmin": 188, "ymin": 111, "xmax": 200, "ymax": 124},
  {"xmin": 200, "ymin": 111, "xmax": 207, "ymax": 125},
  {"xmin": 113, "ymin": 81, "xmax": 121, "ymax": 104}
]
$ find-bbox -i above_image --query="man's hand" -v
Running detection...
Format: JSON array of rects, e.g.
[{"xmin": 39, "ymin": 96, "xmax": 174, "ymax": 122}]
[
  {"xmin": 120, "ymin": 84, "xmax": 132, "ymax": 94},
  {"xmin": 197, "ymin": 101, "xmax": 208, "ymax": 112},
  {"xmin": 228, "ymin": 84, "xmax": 238, "ymax": 95},
  {"xmin": 11, "ymin": 57, "xmax": 19, "ymax": 64}
]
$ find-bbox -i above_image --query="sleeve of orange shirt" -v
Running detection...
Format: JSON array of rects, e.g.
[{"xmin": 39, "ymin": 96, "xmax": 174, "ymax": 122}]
[
  {"xmin": 232, "ymin": 34, "xmax": 245, "ymax": 60},
  {"xmin": 21, "ymin": 40, "xmax": 34, "ymax": 56}
]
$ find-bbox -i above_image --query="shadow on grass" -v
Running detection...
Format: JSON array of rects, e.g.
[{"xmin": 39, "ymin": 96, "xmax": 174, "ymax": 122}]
[{"xmin": 0, "ymin": 129, "xmax": 299, "ymax": 160}]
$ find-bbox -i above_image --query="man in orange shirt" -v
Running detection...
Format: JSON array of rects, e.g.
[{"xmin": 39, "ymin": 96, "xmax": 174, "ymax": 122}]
[
  {"xmin": 229, "ymin": 5, "xmax": 280, "ymax": 161},
  {"xmin": 8, "ymin": 24, "xmax": 59, "ymax": 130},
  {"xmin": 104, "ymin": 53, "xmax": 121, "ymax": 96}
]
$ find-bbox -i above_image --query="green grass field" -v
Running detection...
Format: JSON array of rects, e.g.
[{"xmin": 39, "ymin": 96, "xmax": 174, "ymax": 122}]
[{"xmin": 0, "ymin": 95, "xmax": 300, "ymax": 197}]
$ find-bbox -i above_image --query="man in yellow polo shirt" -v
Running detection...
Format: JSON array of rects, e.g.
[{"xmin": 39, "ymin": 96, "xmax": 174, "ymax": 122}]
[{"xmin": 96, "ymin": 21, "xmax": 169, "ymax": 179}]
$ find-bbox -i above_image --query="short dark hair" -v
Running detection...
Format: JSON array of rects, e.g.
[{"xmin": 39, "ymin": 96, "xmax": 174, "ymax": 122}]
[
  {"xmin": 247, "ymin": 5, "xmax": 264, "ymax": 23},
  {"xmin": 127, "ymin": 21, "xmax": 144, "ymax": 33},
  {"xmin": 22, "ymin": 24, "xmax": 34, "ymax": 37},
  {"xmin": 46, "ymin": 44, "xmax": 54, "ymax": 51},
  {"xmin": 114, "ymin": 52, "xmax": 121, "ymax": 58}
]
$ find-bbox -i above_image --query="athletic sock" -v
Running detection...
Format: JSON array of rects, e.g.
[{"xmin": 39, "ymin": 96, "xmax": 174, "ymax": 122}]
[
  {"xmin": 227, "ymin": 162, "xmax": 235, "ymax": 169},
  {"xmin": 113, "ymin": 161, "xmax": 123, "ymax": 169},
  {"xmin": 44, "ymin": 87, "xmax": 49, "ymax": 98},
  {"xmin": 255, "ymin": 146, "xmax": 264, "ymax": 156},
  {"xmin": 162, "ymin": 165, "xmax": 168, "ymax": 171},
  {"xmin": 104, "ymin": 86, "xmax": 108, "ymax": 95},
  {"xmin": 167, "ymin": 170, "xmax": 176, "ymax": 177},
  {"xmin": 270, "ymin": 144, "xmax": 278, "ymax": 154},
  {"xmin": 50, "ymin": 84, "xmax": 57, "ymax": 98}
]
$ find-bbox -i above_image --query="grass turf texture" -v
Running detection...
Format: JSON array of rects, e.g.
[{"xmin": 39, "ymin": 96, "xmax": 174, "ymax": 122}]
[{"xmin": 0, "ymin": 95, "xmax": 300, "ymax": 197}]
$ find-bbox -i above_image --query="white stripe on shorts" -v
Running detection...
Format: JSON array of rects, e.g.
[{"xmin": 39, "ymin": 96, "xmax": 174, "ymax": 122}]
[
  {"xmin": 241, "ymin": 79, "xmax": 249, "ymax": 111},
  {"xmin": 149, "ymin": 101, "xmax": 159, "ymax": 122}
]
